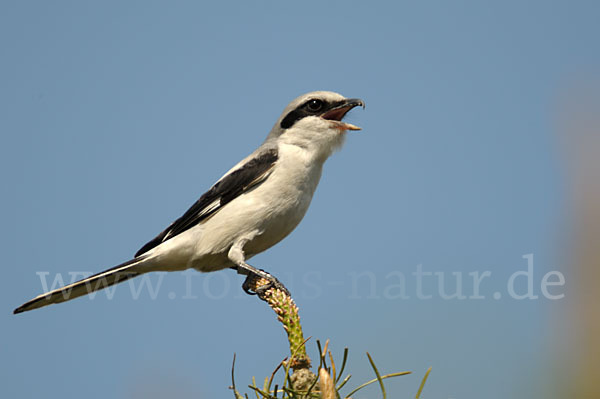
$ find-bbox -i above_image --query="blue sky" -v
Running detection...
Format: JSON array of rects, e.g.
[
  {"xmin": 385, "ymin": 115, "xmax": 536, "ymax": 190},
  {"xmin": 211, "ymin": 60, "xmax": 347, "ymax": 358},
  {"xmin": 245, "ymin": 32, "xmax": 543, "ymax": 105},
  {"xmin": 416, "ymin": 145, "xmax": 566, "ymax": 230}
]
[{"xmin": 2, "ymin": 1, "xmax": 598, "ymax": 398}]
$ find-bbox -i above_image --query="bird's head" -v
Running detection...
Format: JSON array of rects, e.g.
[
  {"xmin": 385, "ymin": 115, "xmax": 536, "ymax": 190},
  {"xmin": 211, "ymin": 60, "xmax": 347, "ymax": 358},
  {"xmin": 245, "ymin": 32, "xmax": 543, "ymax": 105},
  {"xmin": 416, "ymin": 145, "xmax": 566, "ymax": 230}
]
[{"xmin": 268, "ymin": 91, "xmax": 365, "ymax": 161}]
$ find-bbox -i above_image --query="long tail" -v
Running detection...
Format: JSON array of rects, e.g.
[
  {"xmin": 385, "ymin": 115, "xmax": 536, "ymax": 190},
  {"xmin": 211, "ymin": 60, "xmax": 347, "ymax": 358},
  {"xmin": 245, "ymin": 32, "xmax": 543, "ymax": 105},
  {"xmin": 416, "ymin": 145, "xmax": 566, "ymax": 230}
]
[{"xmin": 13, "ymin": 255, "xmax": 152, "ymax": 314}]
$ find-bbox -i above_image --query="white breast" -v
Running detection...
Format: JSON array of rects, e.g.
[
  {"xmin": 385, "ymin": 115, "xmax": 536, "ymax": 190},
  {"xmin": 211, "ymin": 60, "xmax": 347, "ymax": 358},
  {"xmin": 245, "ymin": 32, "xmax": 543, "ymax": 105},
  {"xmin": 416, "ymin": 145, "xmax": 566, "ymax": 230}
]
[
  {"xmin": 177, "ymin": 142, "xmax": 326, "ymax": 272},
  {"xmin": 242, "ymin": 142, "xmax": 324, "ymax": 256}
]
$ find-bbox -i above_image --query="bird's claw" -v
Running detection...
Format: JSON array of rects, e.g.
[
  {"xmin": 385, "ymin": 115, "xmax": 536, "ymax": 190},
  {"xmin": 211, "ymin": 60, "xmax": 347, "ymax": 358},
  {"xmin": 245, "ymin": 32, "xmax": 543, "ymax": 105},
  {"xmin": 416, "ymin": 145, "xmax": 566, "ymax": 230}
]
[
  {"xmin": 241, "ymin": 276, "xmax": 257, "ymax": 295},
  {"xmin": 241, "ymin": 270, "xmax": 290, "ymax": 298},
  {"xmin": 256, "ymin": 275, "xmax": 290, "ymax": 297}
]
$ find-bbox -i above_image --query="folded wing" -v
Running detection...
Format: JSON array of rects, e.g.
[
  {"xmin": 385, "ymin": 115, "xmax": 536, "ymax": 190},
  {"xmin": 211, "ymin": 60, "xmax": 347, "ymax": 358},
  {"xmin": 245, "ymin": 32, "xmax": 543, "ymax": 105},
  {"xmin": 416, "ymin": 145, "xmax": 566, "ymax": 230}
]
[{"xmin": 135, "ymin": 148, "xmax": 278, "ymax": 257}]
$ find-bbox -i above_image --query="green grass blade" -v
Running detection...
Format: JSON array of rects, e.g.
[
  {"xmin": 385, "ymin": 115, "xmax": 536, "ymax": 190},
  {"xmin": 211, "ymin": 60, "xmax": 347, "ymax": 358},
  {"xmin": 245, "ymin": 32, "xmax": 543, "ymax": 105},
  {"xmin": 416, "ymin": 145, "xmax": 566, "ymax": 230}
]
[
  {"xmin": 267, "ymin": 359, "xmax": 286, "ymax": 392},
  {"xmin": 335, "ymin": 348, "xmax": 349, "ymax": 383},
  {"xmin": 247, "ymin": 384, "xmax": 272, "ymax": 399},
  {"xmin": 366, "ymin": 352, "xmax": 386, "ymax": 399},
  {"xmin": 415, "ymin": 367, "xmax": 432, "ymax": 399},
  {"xmin": 336, "ymin": 374, "xmax": 352, "ymax": 391},
  {"xmin": 251, "ymin": 377, "xmax": 261, "ymax": 399},
  {"xmin": 345, "ymin": 372, "xmax": 411, "ymax": 398},
  {"xmin": 316, "ymin": 340, "xmax": 328, "ymax": 371},
  {"xmin": 231, "ymin": 353, "xmax": 245, "ymax": 399}
]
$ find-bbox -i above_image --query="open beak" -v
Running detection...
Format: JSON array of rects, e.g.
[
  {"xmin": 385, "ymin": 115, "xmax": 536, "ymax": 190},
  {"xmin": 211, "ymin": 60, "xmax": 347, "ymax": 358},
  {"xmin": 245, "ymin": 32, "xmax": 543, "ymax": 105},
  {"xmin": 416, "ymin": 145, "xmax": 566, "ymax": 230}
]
[{"xmin": 321, "ymin": 98, "xmax": 365, "ymax": 131}]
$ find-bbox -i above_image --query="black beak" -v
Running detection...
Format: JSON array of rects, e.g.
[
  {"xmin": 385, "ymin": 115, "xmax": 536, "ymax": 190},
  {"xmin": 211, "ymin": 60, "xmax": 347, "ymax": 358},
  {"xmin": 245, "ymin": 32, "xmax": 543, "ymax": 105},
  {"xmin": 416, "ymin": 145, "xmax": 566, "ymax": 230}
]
[{"xmin": 321, "ymin": 98, "xmax": 365, "ymax": 121}]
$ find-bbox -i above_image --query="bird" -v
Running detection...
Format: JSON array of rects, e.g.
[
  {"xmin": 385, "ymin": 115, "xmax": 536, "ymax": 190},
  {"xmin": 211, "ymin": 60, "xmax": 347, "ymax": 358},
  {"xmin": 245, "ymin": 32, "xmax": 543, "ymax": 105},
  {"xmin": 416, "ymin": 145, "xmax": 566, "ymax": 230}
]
[{"xmin": 13, "ymin": 91, "xmax": 365, "ymax": 314}]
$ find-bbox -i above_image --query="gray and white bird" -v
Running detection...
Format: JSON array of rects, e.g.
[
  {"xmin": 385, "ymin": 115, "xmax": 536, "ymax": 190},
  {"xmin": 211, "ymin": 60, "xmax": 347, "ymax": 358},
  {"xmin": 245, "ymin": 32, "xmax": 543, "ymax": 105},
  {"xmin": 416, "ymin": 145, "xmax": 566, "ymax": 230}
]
[{"xmin": 14, "ymin": 91, "xmax": 364, "ymax": 314}]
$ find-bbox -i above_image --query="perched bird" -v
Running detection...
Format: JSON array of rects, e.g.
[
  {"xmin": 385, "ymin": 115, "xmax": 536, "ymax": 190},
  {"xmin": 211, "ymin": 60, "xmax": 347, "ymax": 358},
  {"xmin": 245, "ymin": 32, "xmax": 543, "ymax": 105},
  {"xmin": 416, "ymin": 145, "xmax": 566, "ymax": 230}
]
[{"xmin": 14, "ymin": 91, "xmax": 364, "ymax": 314}]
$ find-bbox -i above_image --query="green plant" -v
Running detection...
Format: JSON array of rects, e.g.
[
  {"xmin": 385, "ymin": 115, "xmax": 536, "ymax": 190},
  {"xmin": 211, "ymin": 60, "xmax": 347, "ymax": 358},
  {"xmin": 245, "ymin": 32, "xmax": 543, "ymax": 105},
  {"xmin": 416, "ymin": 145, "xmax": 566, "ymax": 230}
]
[{"xmin": 232, "ymin": 276, "xmax": 432, "ymax": 398}]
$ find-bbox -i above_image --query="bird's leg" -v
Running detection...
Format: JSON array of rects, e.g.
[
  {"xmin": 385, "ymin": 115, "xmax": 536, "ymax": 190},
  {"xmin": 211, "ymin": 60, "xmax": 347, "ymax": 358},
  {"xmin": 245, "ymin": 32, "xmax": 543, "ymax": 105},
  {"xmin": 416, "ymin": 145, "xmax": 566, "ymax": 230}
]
[
  {"xmin": 228, "ymin": 240, "xmax": 290, "ymax": 296},
  {"xmin": 229, "ymin": 265, "xmax": 271, "ymax": 294}
]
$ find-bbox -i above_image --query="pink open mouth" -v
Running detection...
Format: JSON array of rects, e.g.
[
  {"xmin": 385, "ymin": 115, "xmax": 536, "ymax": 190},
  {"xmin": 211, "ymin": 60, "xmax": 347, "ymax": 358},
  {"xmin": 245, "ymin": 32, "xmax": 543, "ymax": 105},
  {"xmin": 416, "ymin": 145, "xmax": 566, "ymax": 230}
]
[
  {"xmin": 322, "ymin": 106, "xmax": 354, "ymax": 122},
  {"xmin": 321, "ymin": 100, "xmax": 364, "ymax": 131}
]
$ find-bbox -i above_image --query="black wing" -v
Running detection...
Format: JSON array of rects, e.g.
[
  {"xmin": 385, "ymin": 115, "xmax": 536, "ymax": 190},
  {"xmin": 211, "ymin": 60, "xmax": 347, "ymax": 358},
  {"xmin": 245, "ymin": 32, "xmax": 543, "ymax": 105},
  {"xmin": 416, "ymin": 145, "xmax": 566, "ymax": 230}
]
[{"xmin": 135, "ymin": 149, "xmax": 278, "ymax": 257}]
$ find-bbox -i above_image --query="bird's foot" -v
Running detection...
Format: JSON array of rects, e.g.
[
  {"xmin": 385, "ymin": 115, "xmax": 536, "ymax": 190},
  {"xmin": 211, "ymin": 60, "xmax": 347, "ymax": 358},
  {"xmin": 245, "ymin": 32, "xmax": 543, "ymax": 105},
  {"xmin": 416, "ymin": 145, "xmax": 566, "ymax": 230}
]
[{"xmin": 241, "ymin": 269, "xmax": 290, "ymax": 298}]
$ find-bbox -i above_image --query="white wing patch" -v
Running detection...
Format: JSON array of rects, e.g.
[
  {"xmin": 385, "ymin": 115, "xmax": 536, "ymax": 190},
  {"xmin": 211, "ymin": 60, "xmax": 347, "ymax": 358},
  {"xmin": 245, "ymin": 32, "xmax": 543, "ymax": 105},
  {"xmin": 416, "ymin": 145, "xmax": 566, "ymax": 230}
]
[{"xmin": 197, "ymin": 199, "xmax": 221, "ymax": 218}]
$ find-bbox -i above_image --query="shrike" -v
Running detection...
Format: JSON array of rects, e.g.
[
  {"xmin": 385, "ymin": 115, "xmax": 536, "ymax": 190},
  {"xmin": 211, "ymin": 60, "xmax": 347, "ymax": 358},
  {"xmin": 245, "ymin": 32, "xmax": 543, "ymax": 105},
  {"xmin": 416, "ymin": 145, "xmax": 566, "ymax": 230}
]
[{"xmin": 14, "ymin": 91, "xmax": 364, "ymax": 314}]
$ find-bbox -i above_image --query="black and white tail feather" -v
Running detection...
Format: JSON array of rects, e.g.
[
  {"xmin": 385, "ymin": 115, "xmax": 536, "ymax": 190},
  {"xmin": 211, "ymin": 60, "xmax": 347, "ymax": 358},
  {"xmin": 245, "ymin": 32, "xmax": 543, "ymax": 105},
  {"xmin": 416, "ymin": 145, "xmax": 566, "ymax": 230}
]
[{"xmin": 13, "ymin": 255, "xmax": 151, "ymax": 314}]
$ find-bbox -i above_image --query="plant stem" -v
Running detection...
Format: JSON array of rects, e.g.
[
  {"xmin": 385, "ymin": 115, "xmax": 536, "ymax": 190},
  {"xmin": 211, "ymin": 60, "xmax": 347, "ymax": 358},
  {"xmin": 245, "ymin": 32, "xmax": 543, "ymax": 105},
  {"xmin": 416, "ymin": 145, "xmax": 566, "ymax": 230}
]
[{"xmin": 246, "ymin": 275, "xmax": 311, "ymax": 369}]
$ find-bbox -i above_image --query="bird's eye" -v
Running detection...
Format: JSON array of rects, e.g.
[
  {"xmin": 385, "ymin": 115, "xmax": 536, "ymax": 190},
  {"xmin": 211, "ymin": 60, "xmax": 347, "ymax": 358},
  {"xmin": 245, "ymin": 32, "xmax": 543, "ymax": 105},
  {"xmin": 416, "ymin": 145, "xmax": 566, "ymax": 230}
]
[{"xmin": 306, "ymin": 99, "xmax": 324, "ymax": 112}]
